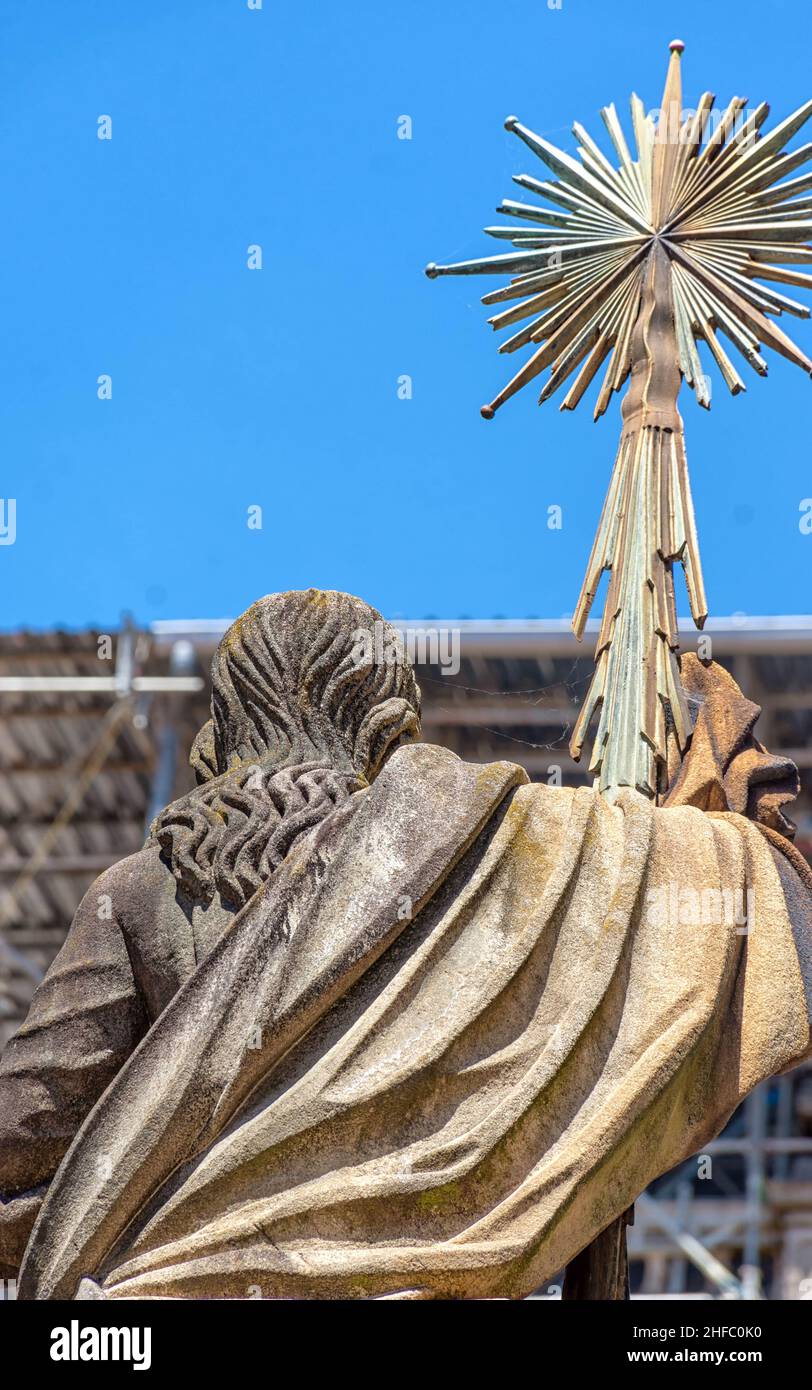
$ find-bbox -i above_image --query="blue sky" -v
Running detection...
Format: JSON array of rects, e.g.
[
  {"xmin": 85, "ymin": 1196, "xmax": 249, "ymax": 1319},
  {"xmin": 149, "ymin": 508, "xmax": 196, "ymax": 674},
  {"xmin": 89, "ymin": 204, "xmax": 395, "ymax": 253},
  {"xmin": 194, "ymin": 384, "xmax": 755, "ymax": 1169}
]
[{"xmin": 1, "ymin": 0, "xmax": 811, "ymax": 629}]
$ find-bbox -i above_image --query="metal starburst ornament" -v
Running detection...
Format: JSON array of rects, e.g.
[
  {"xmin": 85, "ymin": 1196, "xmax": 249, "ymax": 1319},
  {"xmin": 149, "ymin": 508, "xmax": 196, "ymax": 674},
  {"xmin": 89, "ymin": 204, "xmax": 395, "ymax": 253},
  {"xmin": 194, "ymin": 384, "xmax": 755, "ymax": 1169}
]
[{"xmin": 427, "ymin": 40, "xmax": 812, "ymax": 799}]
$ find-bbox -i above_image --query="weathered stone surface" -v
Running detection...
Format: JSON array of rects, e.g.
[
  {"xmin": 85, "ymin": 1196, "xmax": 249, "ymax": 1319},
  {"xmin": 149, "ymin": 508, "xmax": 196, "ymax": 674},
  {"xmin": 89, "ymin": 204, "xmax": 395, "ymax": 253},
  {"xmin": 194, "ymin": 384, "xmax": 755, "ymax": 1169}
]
[{"xmin": 1, "ymin": 592, "xmax": 811, "ymax": 1299}]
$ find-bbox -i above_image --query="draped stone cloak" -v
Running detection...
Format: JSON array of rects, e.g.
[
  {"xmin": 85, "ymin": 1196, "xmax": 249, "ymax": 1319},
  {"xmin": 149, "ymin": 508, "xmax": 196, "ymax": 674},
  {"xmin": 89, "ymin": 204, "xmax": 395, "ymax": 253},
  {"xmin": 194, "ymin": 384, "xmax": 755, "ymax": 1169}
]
[{"xmin": 14, "ymin": 658, "xmax": 812, "ymax": 1300}]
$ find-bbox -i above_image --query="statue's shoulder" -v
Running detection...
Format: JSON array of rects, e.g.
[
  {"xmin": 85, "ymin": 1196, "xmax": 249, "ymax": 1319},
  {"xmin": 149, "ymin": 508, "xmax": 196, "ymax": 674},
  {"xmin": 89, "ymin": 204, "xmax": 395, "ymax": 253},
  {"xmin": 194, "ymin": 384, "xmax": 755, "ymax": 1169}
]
[
  {"xmin": 79, "ymin": 842, "xmax": 172, "ymax": 915},
  {"xmin": 375, "ymin": 741, "xmax": 529, "ymax": 809},
  {"xmin": 76, "ymin": 844, "xmax": 199, "ymax": 963},
  {"xmin": 74, "ymin": 844, "xmax": 201, "ymax": 1007}
]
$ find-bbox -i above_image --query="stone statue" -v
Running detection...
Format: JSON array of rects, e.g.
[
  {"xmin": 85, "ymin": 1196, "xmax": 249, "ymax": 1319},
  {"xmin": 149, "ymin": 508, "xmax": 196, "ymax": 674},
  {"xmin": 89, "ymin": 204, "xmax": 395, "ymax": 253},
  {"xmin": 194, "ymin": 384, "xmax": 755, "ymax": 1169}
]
[{"xmin": 1, "ymin": 589, "xmax": 811, "ymax": 1300}]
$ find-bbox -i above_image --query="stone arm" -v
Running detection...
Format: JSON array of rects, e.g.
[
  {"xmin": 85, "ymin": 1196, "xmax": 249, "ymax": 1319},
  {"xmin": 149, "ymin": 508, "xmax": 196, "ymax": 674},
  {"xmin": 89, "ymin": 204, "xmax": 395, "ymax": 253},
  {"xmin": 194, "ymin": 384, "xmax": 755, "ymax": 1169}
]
[{"xmin": 0, "ymin": 876, "xmax": 148, "ymax": 1278}]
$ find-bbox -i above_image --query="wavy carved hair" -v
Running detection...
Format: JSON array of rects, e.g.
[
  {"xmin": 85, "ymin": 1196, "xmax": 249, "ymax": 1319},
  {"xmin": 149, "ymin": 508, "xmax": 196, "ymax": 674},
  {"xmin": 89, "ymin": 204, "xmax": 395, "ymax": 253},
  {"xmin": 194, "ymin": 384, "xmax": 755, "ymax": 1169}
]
[{"xmin": 150, "ymin": 590, "xmax": 421, "ymax": 907}]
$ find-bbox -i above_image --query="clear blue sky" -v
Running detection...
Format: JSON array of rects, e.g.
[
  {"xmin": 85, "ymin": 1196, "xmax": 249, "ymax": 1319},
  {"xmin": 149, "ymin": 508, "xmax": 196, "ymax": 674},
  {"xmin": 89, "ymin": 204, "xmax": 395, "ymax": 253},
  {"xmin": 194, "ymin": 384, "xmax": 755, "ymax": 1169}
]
[{"xmin": 1, "ymin": 0, "xmax": 811, "ymax": 630}]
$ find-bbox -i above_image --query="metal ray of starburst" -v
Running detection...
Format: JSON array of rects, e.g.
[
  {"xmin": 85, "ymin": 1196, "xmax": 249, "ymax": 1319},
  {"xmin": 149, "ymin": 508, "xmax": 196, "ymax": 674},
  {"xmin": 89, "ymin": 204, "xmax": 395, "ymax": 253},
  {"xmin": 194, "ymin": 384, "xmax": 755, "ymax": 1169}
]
[{"xmin": 426, "ymin": 39, "xmax": 812, "ymax": 800}]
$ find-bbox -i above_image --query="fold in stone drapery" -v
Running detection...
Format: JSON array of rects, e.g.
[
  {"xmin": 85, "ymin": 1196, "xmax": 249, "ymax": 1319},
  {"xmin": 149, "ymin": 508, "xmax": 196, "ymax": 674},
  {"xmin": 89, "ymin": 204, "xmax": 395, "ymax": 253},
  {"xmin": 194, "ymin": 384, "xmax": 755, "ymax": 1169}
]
[
  {"xmin": 19, "ymin": 748, "xmax": 526, "ymax": 1300},
  {"xmin": 667, "ymin": 654, "xmax": 812, "ymax": 888},
  {"xmin": 18, "ymin": 665, "xmax": 812, "ymax": 1301}
]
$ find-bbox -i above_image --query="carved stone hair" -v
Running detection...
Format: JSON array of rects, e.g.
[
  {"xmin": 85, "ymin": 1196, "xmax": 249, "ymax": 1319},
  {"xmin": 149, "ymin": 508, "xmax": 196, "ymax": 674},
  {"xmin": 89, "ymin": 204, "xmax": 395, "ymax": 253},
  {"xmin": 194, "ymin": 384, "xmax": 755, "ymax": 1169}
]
[{"xmin": 151, "ymin": 590, "xmax": 421, "ymax": 907}]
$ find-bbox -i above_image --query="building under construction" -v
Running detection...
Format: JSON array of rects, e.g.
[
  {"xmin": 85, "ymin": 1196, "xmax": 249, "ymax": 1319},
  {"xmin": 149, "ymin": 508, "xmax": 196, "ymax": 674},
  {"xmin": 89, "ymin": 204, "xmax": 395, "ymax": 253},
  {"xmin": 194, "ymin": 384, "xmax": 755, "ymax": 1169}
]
[{"xmin": 1, "ymin": 615, "xmax": 811, "ymax": 1301}]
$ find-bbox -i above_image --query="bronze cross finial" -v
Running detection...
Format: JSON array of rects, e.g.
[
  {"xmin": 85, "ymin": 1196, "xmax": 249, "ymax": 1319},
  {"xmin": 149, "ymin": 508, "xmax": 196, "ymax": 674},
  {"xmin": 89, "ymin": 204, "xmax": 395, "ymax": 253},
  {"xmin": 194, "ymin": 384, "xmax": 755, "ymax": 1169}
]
[{"xmin": 428, "ymin": 40, "xmax": 812, "ymax": 800}]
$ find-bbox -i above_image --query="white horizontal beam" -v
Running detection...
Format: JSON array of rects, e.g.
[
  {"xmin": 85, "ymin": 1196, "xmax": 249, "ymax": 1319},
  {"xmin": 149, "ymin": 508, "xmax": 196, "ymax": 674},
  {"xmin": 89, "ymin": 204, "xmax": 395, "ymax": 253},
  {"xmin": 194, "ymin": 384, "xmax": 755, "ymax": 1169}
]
[
  {"xmin": 148, "ymin": 615, "xmax": 812, "ymax": 658},
  {"xmin": 0, "ymin": 676, "xmax": 204, "ymax": 693}
]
